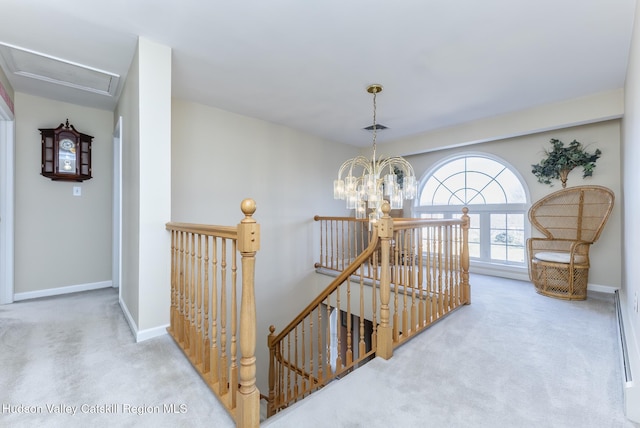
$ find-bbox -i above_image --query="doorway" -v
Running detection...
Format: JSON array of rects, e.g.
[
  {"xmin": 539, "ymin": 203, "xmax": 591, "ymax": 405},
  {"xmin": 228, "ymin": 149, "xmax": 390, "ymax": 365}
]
[{"xmin": 112, "ymin": 116, "xmax": 122, "ymax": 300}]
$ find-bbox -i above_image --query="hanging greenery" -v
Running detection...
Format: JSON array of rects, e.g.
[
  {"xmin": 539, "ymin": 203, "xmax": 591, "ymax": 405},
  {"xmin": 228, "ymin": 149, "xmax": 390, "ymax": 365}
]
[{"xmin": 531, "ymin": 138, "xmax": 602, "ymax": 187}]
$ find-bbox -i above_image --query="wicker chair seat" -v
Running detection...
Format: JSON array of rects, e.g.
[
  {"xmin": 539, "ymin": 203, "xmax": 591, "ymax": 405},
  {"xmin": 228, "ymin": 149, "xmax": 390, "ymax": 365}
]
[
  {"xmin": 533, "ymin": 251, "xmax": 588, "ymax": 265},
  {"xmin": 527, "ymin": 185, "xmax": 614, "ymax": 300}
]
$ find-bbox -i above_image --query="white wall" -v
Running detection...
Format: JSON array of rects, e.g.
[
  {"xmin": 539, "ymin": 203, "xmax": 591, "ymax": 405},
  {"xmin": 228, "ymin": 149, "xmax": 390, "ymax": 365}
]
[
  {"xmin": 405, "ymin": 120, "xmax": 622, "ymax": 289},
  {"xmin": 171, "ymin": 98, "xmax": 358, "ymax": 391},
  {"xmin": 622, "ymin": 0, "xmax": 640, "ymax": 420},
  {"xmin": 13, "ymin": 93, "xmax": 113, "ymax": 296}
]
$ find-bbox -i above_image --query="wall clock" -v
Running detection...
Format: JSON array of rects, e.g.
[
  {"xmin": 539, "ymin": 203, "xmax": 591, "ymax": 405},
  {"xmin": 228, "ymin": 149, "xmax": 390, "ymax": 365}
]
[{"xmin": 40, "ymin": 119, "xmax": 93, "ymax": 182}]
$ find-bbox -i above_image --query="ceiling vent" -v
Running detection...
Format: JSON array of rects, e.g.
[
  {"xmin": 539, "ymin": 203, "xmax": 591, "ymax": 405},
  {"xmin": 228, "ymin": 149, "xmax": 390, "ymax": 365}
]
[
  {"xmin": 0, "ymin": 43, "xmax": 119, "ymax": 97},
  {"xmin": 363, "ymin": 124, "xmax": 388, "ymax": 131}
]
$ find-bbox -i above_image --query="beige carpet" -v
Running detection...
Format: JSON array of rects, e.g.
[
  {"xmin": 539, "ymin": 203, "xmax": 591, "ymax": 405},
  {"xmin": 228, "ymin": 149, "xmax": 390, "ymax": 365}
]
[
  {"xmin": 1, "ymin": 274, "xmax": 638, "ymax": 427},
  {"xmin": 264, "ymin": 274, "xmax": 639, "ymax": 428},
  {"xmin": 0, "ymin": 288, "xmax": 234, "ymax": 428}
]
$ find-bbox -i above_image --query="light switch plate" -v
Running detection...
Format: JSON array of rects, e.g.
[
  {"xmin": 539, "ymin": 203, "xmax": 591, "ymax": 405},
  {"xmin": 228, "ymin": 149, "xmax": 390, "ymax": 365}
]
[{"xmin": 73, "ymin": 186, "xmax": 81, "ymax": 196}]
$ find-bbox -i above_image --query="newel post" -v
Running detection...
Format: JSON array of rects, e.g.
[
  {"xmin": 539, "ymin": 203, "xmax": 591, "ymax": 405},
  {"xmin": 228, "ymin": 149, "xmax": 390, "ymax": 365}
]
[
  {"xmin": 461, "ymin": 207, "xmax": 471, "ymax": 305},
  {"xmin": 236, "ymin": 199, "xmax": 260, "ymax": 428},
  {"xmin": 377, "ymin": 202, "xmax": 394, "ymax": 359}
]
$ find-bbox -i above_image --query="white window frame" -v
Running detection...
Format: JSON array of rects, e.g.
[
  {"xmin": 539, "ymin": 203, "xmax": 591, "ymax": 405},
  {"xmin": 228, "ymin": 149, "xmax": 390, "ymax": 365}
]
[{"xmin": 412, "ymin": 152, "xmax": 531, "ymax": 280}]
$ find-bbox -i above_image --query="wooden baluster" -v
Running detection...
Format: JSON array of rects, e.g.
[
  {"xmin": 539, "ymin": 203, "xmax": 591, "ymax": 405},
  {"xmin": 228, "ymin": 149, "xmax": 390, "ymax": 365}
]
[
  {"xmin": 402, "ymin": 230, "xmax": 409, "ymax": 337},
  {"xmin": 267, "ymin": 325, "xmax": 276, "ymax": 418},
  {"xmin": 409, "ymin": 229, "xmax": 417, "ymax": 333},
  {"xmin": 308, "ymin": 309, "xmax": 314, "ymax": 390},
  {"xmin": 169, "ymin": 230, "xmax": 176, "ymax": 336},
  {"xmin": 301, "ymin": 318, "xmax": 306, "ymax": 395},
  {"xmin": 210, "ymin": 237, "xmax": 219, "ymax": 386},
  {"xmin": 278, "ymin": 340, "xmax": 284, "ymax": 411},
  {"xmin": 179, "ymin": 231, "xmax": 186, "ymax": 346},
  {"xmin": 236, "ymin": 199, "xmax": 260, "ymax": 428},
  {"xmin": 190, "ymin": 233, "xmax": 197, "ymax": 358},
  {"xmin": 177, "ymin": 231, "xmax": 183, "ymax": 339},
  {"xmin": 286, "ymin": 334, "xmax": 292, "ymax": 403},
  {"xmin": 219, "ymin": 238, "xmax": 228, "ymax": 396},
  {"xmin": 461, "ymin": 207, "xmax": 471, "ymax": 305},
  {"xmin": 417, "ymin": 226, "xmax": 425, "ymax": 328},
  {"xmin": 444, "ymin": 225, "xmax": 450, "ymax": 309},
  {"xmin": 371, "ymin": 249, "xmax": 378, "ymax": 353},
  {"xmin": 325, "ymin": 297, "xmax": 331, "ymax": 378},
  {"xmin": 335, "ymin": 284, "xmax": 342, "ymax": 373},
  {"xmin": 438, "ymin": 226, "xmax": 444, "ymax": 318},
  {"xmin": 377, "ymin": 202, "xmax": 393, "ymax": 359},
  {"xmin": 185, "ymin": 232, "xmax": 192, "ymax": 352},
  {"xmin": 330, "ymin": 220, "xmax": 335, "ymax": 270},
  {"xmin": 359, "ymin": 272, "xmax": 366, "ymax": 359},
  {"xmin": 293, "ymin": 325, "xmax": 299, "ymax": 400},
  {"xmin": 316, "ymin": 303, "xmax": 323, "ymax": 382},
  {"xmin": 450, "ymin": 224, "xmax": 457, "ymax": 307},
  {"xmin": 203, "ymin": 235, "xmax": 211, "ymax": 374},
  {"xmin": 317, "ymin": 217, "xmax": 324, "ymax": 269},
  {"xmin": 393, "ymin": 233, "xmax": 400, "ymax": 342},
  {"xmin": 230, "ymin": 241, "xmax": 238, "ymax": 408},
  {"xmin": 346, "ymin": 278, "xmax": 353, "ymax": 367},
  {"xmin": 430, "ymin": 227, "xmax": 437, "ymax": 321},
  {"xmin": 196, "ymin": 233, "xmax": 203, "ymax": 367}
]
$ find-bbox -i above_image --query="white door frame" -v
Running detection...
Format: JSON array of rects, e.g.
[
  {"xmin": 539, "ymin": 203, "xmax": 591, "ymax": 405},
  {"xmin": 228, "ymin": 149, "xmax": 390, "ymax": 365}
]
[
  {"xmin": 0, "ymin": 93, "xmax": 15, "ymax": 305},
  {"xmin": 112, "ymin": 116, "xmax": 123, "ymax": 299}
]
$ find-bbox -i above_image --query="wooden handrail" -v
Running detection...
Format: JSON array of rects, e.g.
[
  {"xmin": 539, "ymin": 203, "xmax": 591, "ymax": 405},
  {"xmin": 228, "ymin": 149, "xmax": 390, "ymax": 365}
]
[
  {"xmin": 267, "ymin": 204, "xmax": 471, "ymax": 417},
  {"xmin": 270, "ymin": 226, "xmax": 380, "ymax": 345},
  {"xmin": 166, "ymin": 199, "xmax": 260, "ymax": 428}
]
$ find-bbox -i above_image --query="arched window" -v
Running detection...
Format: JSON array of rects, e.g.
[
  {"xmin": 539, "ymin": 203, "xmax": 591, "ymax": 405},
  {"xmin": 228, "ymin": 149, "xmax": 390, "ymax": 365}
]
[{"xmin": 413, "ymin": 153, "xmax": 529, "ymax": 267}]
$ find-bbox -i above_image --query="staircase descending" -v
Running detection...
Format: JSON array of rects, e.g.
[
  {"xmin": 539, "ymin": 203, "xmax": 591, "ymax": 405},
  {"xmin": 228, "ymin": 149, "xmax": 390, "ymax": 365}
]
[{"xmin": 266, "ymin": 203, "xmax": 470, "ymax": 417}]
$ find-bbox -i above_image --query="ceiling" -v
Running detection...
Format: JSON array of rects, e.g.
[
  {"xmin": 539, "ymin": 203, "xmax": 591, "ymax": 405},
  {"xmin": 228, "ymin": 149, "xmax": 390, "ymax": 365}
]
[{"xmin": 0, "ymin": 0, "xmax": 636, "ymax": 147}]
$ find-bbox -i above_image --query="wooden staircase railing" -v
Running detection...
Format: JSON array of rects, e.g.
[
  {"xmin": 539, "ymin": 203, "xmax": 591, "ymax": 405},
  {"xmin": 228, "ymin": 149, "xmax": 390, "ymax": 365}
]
[
  {"xmin": 166, "ymin": 199, "xmax": 260, "ymax": 428},
  {"xmin": 267, "ymin": 203, "xmax": 470, "ymax": 417}
]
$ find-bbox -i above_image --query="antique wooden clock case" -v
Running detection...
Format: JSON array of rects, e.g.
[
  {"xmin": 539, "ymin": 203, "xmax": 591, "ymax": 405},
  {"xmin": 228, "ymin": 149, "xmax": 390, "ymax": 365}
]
[{"xmin": 40, "ymin": 119, "xmax": 93, "ymax": 182}]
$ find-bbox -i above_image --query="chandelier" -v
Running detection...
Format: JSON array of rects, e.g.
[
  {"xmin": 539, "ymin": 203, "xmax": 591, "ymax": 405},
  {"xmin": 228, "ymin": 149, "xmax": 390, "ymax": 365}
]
[{"xmin": 333, "ymin": 84, "xmax": 417, "ymax": 221}]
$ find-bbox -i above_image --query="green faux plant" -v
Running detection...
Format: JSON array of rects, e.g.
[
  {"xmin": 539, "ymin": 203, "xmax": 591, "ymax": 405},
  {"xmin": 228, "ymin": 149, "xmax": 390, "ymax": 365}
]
[{"xmin": 531, "ymin": 138, "xmax": 602, "ymax": 187}]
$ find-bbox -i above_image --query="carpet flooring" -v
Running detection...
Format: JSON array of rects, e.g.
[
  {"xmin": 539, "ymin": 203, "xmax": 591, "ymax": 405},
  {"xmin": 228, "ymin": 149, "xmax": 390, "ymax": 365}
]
[{"xmin": 1, "ymin": 274, "xmax": 638, "ymax": 427}]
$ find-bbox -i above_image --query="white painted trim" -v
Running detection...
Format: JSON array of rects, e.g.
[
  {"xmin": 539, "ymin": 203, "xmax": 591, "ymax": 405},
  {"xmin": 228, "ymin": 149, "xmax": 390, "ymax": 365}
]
[
  {"xmin": 617, "ymin": 292, "xmax": 640, "ymax": 423},
  {"xmin": 118, "ymin": 296, "xmax": 138, "ymax": 340},
  {"xmin": 588, "ymin": 283, "xmax": 619, "ymax": 293},
  {"xmin": 136, "ymin": 324, "xmax": 169, "ymax": 342},
  {"xmin": 118, "ymin": 295, "xmax": 168, "ymax": 343},
  {"xmin": 13, "ymin": 280, "xmax": 112, "ymax": 301},
  {"xmin": 0, "ymin": 93, "xmax": 14, "ymax": 305},
  {"xmin": 112, "ymin": 116, "xmax": 122, "ymax": 292}
]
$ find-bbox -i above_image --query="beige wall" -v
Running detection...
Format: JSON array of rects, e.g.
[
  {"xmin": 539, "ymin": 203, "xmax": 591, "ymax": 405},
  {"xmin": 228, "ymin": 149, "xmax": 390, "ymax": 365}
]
[
  {"xmin": 114, "ymin": 37, "xmax": 172, "ymax": 337},
  {"xmin": 171, "ymin": 97, "xmax": 359, "ymax": 391},
  {"xmin": 387, "ymin": 89, "xmax": 623, "ymax": 157},
  {"xmin": 14, "ymin": 93, "xmax": 113, "ymax": 294},
  {"xmin": 115, "ymin": 43, "xmax": 141, "ymax": 327},
  {"xmin": 405, "ymin": 120, "xmax": 622, "ymax": 289}
]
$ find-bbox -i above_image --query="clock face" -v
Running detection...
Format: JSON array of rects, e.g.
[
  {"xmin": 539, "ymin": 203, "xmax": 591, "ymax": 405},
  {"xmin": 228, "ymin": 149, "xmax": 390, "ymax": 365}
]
[{"xmin": 60, "ymin": 138, "xmax": 75, "ymax": 151}]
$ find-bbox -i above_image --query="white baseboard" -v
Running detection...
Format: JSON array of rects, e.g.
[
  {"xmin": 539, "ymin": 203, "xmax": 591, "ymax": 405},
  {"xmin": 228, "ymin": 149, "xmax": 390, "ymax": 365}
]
[
  {"xmin": 588, "ymin": 283, "xmax": 619, "ymax": 294},
  {"xmin": 615, "ymin": 291, "xmax": 640, "ymax": 423},
  {"xmin": 118, "ymin": 296, "xmax": 168, "ymax": 343},
  {"xmin": 136, "ymin": 324, "xmax": 169, "ymax": 342},
  {"xmin": 13, "ymin": 280, "xmax": 112, "ymax": 301}
]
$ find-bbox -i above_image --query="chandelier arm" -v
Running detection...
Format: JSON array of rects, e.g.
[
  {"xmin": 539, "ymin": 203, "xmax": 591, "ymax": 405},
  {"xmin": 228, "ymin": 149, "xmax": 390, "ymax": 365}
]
[
  {"xmin": 378, "ymin": 157, "xmax": 415, "ymax": 176},
  {"xmin": 337, "ymin": 156, "xmax": 370, "ymax": 178}
]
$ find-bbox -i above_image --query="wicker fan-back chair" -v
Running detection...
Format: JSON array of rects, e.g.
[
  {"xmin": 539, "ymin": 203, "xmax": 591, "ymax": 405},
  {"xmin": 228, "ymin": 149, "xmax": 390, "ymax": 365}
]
[{"xmin": 527, "ymin": 185, "xmax": 614, "ymax": 300}]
